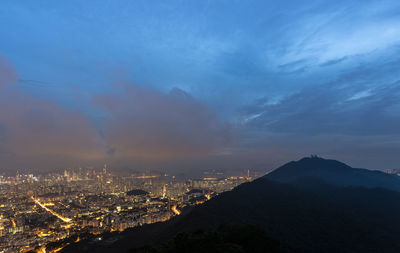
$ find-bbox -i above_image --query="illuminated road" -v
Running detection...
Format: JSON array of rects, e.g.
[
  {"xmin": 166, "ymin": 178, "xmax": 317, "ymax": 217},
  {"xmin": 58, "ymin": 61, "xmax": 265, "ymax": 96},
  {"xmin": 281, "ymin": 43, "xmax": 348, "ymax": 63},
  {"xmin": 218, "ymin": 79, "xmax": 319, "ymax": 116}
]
[
  {"xmin": 10, "ymin": 218, "xmax": 16, "ymax": 228},
  {"xmin": 31, "ymin": 197, "xmax": 72, "ymax": 223},
  {"xmin": 171, "ymin": 205, "xmax": 181, "ymax": 215}
]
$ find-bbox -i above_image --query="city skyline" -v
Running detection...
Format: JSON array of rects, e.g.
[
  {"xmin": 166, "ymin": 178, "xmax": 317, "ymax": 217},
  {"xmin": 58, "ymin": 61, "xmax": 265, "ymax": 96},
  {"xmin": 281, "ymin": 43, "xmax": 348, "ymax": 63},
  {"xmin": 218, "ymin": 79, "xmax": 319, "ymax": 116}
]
[{"xmin": 0, "ymin": 161, "xmax": 252, "ymax": 252}]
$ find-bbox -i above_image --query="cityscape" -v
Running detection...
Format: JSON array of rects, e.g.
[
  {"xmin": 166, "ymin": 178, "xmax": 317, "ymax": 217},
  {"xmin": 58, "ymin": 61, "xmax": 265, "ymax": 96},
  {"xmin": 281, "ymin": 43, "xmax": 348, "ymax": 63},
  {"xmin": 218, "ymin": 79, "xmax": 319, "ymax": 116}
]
[
  {"xmin": 0, "ymin": 166, "xmax": 255, "ymax": 253},
  {"xmin": 1, "ymin": 0, "xmax": 400, "ymax": 252}
]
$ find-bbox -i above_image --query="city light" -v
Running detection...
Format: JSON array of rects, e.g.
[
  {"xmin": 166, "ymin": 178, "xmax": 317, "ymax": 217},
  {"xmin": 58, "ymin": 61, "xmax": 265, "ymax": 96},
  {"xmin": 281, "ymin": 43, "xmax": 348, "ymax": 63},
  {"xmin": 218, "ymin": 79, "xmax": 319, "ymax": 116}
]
[
  {"xmin": 171, "ymin": 205, "xmax": 181, "ymax": 215},
  {"xmin": 0, "ymin": 168, "xmax": 252, "ymax": 252},
  {"xmin": 32, "ymin": 197, "xmax": 72, "ymax": 223}
]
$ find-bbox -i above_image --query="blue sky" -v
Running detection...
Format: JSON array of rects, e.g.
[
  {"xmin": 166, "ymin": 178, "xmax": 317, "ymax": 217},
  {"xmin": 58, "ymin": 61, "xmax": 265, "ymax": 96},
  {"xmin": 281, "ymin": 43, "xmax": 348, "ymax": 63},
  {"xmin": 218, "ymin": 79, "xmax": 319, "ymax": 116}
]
[{"xmin": 1, "ymin": 0, "xmax": 400, "ymax": 172}]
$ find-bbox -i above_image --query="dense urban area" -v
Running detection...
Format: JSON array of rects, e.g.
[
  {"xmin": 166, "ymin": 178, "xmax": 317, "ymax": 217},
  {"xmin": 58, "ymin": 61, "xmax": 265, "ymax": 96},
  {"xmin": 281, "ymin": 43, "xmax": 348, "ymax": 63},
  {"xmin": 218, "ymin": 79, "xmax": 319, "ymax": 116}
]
[{"xmin": 0, "ymin": 165, "xmax": 254, "ymax": 253}]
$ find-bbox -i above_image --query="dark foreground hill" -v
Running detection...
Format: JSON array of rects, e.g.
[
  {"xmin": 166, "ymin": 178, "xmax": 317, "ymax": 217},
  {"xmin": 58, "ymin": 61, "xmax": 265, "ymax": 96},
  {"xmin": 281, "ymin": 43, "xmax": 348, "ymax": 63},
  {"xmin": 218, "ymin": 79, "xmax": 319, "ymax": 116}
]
[
  {"xmin": 129, "ymin": 224, "xmax": 284, "ymax": 253},
  {"xmin": 62, "ymin": 157, "xmax": 400, "ymax": 253}
]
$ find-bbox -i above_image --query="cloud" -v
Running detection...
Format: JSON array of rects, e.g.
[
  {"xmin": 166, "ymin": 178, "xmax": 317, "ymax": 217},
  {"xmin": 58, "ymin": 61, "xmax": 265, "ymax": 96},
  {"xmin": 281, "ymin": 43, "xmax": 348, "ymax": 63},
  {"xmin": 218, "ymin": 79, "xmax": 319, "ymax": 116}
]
[
  {"xmin": 0, "ymin": 86, "xmax": 106, "ymax": 162},
  {"xmin": 0, "ymin": 82, "xmax": 232, "ymax": 169},
  {"xmin": 0, "ymin": 54, "xmax": 232, "ymax": 170},
  {"xmin": 0, "ymin": 54, "xmax": 19, "ymax": 86},
  {"xmin": 241, "ymin": 44, "xmax": 400, "ymax": 137},
  {"xmin": 272, "ymin": 0, "xmax": 400, "ymax": 69},
  {"xmin": 243, "ymin": 79, "xmax": 400, "ymax": 136},
  {"xmin": 94, "ymin": 82, "xmax": 232, "ymax": 160},
  {"xmin": 319, "ymin": 57, "xmax": 348, "ymax": 67},
  {"xmin": 0, "ymin": 54, "xmax": 105, "ymax": 168}
]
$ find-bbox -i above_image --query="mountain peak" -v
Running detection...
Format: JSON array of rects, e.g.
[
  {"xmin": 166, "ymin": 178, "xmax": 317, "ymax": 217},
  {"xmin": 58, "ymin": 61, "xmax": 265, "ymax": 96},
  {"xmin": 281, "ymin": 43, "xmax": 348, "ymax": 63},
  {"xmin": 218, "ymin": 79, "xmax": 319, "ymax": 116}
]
[
  {"xmin": 265, "ymin": 156, "xmax": 400, "ymax": 191},
  {"xmin": 293, "ymin": 156, "xmax": 350, "ymax": 169}
]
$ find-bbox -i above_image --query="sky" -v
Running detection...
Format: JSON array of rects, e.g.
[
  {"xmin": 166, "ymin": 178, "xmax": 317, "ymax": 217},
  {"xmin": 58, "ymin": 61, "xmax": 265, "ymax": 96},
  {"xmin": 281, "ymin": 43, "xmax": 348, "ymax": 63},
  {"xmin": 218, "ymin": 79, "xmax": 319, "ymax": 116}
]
[{"xmin": 0, "ymin": 0, "xmax": 400, "ymax": 173}]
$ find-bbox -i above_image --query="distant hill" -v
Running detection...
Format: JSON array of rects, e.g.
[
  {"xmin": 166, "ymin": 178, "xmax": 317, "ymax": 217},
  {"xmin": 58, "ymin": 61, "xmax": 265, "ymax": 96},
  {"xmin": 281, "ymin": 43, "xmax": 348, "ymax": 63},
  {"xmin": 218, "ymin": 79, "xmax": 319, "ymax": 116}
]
[
  {"xmin": 266, "ymin": 156, "xmax": 400, "ymax": 191},
  {"xmin": 62, "ymin": 157, "xmax": 400, "ymax": 253}
]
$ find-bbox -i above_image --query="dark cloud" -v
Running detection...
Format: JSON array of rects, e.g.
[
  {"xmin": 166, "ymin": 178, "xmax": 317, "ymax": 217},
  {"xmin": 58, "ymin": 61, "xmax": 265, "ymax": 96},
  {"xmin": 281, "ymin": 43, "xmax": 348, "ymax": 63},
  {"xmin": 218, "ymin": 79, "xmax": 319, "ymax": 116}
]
[
  {"xmin": 243, "ymin": 49, "xmax": 400, "ymax": 136},
  {"xmin": 319, "ymin": 57, "xmax": 348, "ymax": 67},
  {"xmin": 235, "ymin": 52, "xmax": 400, "ymax": 170},
  {"xmin": 245, "ymin": 80, "xmax": 400, "ymax": 135},
  {"xmin": 0, "ymin": 86, "xmax": 106, "ymax": 164},
  {"xmin": 94, "ymin": 82, "xmax": 232, "ymax": 161},
  {"xmin": 0, "ymin": 55, "xmax": 105, "ymax": 168},
  {"xmin": 278, "ymin": 59, "xmax": 311, "ymax": 73},
  {"xmin": 0, "ymin": 54, "xmax": 233, "ymax": 171}
]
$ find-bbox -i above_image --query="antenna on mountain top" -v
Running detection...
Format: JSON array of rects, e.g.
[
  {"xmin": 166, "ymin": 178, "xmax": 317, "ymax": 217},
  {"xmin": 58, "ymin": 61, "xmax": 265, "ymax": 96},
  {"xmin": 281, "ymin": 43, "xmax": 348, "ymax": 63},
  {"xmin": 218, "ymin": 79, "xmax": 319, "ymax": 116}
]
[{"xmin": 310, "ymin": 154, "xmax": 318, "ymax": 158}]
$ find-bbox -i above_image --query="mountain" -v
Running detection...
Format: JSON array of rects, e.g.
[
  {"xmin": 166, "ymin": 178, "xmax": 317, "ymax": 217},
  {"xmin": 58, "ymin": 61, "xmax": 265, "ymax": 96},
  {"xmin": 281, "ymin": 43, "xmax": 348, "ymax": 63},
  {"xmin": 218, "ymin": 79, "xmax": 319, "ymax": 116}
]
[
  {"xmin": 62, "ymin": 157, "xmax": 400, "ymax": 253},
  {"xmin": 266, "ymin": 156, "xmax": 400, "ymax": 191}
]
